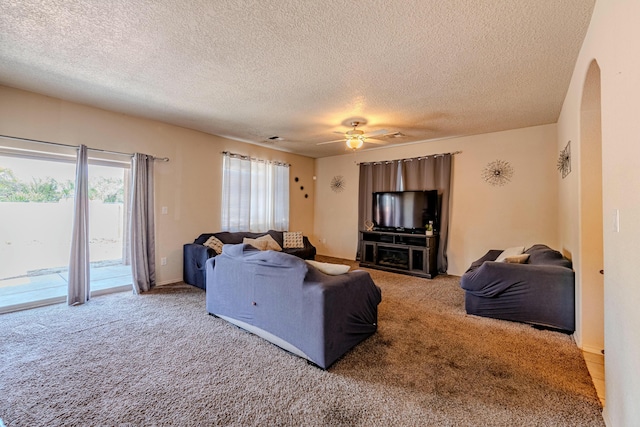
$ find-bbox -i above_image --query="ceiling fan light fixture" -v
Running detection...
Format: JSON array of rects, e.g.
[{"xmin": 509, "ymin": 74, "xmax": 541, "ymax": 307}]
[
  {"xmin": 346, "ymin": 129, "xmax": 364, "ymax": 137},
  {"xmin": 346, "ymin": 136, "xmax": 364, "ymax": 150}
]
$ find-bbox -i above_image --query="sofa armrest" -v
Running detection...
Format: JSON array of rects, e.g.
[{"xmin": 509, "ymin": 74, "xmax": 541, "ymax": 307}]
[
  {"xmin": 282, "ymin": 236, "xmax": 316, "ymax": 260},
  {"xmin": 183, "ymin": 243, "xmax": 216, "ymax": 288},
  {"xmin": 466, "ymin": 249, "xmax": 503, "ymax": 271},
  {"xmin": 461, "ymin": 261, "xmax": 574, "ymax": 297},
  {"xmin": 302, "ymin": 268, "xmax": 381, "ymax": 368}
]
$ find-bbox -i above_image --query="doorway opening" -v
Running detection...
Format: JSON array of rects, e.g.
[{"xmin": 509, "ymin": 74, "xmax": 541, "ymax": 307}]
[
  {"xmin": 579, "ymin": 59, "xmax": 605, "ymax": 405},
  {"xmin": 0, "ymin": 152, "xmax": 132, "ymax": 313}
]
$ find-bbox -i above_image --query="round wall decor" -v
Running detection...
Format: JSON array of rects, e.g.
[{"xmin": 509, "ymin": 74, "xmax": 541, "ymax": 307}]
[
  {"xmin": 557, "ymin": 141, "xmax": 571, "ymax": 179},
  {"xmin": 482, "ymin": 159, "xmax": 514, "ymax": 186},
  {"xmin": 330, "ymin": 175, "xmax": 345, "ymax": 192}
]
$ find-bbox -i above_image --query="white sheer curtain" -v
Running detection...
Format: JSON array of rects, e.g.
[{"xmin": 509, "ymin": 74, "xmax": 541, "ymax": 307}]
[
  {"xmin": 68, "ymin": 144, "xmax": 90, "ymax": 305},
  {"xmin": 221, "ymin": 152, "xmax": 289, "ymax": 232},
  {"xmin": 130, "ymin": 153, "xmax": 156, "ymax": 293}
]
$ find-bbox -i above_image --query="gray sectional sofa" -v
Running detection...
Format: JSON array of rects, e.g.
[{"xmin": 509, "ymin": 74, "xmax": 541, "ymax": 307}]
[
  {"xmin": 460, "ymin": 244, "xmax": 575, "ymax": 332},
  {"xmin": 206, "ymin": 244, "xmax": 382, "ymax": 369},
  {"xmin": 183, "ymin": 230, "xmax": 316, "ymax": 289}
]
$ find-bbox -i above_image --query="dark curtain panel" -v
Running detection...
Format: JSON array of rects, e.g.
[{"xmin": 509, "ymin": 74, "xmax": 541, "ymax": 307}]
[
  {"xmin": 357, "ymin": 154, "xmax": 452, "ymax": 273},
  {"xmin": 401, "ymin": 155, "xmax": 452, "ymax": 273},
  {"xmin": 358, "ymin": 161, "xmax": 400, "ymax": 233},
  {"xmin": 357, "ymin": 162, "xmax": 400, "ymax": 261}
]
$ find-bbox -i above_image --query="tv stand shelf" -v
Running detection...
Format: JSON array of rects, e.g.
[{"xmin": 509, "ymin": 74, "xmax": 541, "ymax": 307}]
[{"xmin": 359, "ymin": 230, "xmax": 438, "ymax": 279}]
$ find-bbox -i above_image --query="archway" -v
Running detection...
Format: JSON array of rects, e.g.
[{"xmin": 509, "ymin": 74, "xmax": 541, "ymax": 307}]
[{"xmin": 579, "ymin": 60, "xmax": 604, "ymax": 355}]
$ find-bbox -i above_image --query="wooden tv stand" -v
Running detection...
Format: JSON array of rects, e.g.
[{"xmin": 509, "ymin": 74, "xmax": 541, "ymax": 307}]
[{"xmin": 359, "ymin": 230, "xmax": 438, "ymax": 279}]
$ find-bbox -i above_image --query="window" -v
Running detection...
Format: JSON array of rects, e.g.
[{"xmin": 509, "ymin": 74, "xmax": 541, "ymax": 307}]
[{"xmin": 221, "ymin": 152, "xmax": 289, "ymax": 232}]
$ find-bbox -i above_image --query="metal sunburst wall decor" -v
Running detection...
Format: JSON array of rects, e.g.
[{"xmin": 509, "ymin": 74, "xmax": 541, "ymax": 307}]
[
  {"xmin": 482, "ymin": 159, "xmax": 514, "ymax": 186},
  {"xmin": 330, "ymin": 175, "xmax": 345, "ymax": 193},
  {"xmin": 558, "ymin": 141, "xmax": 571, "ymax": 179}
]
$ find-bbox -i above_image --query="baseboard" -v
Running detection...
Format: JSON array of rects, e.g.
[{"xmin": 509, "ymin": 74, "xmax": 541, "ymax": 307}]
[
  {"xmin": 156, "ymin": 278, "xmax": 183, "ymax": 286},
  {"xmin": 581, "ymin": 344, "xmax": 605, "ymax": 355}
]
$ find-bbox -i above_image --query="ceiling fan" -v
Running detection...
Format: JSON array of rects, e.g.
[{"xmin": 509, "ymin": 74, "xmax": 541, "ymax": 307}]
[{"xmin": 316, "ymin": 121, "xmax": 393, "ymax": 150}]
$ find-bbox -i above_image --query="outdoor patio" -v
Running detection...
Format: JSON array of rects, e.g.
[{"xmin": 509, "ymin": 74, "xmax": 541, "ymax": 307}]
[{"xmin": 0, "ymin": 264, "xmax": 132, "ymax": 314}]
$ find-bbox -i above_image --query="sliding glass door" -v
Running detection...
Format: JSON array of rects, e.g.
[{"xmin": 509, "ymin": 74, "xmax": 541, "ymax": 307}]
[{"xmin": 0, "ymin": 153, "xmax": 132, "ymax": 313}]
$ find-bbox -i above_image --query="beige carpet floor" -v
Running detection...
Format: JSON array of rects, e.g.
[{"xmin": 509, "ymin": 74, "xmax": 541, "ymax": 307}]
[{"xmin": 0, "ymin": 257, "xmax": 604, "ymax": 426}]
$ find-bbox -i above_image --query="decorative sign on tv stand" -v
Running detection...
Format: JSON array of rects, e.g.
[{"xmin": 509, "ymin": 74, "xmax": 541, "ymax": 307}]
[{"xmin": 358, "ymin": 230, "xmax": 438, "ymax": 279}]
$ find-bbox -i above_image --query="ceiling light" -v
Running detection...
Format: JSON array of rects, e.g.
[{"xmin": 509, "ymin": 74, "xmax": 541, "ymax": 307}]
[{"xmin": 346, "ymin": 136, "xmax": 364, "ymax": 150}]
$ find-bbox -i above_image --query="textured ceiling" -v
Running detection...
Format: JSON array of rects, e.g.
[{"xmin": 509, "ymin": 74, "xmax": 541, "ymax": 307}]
[{"xmin": 0, "ymin": 1, "xmax": 595, "ymax": 158}]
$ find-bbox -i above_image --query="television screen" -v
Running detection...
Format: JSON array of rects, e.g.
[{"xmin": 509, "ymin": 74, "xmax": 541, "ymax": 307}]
[{"xmin": 372, "ymin": 190, "xmax": 438, "ymax": 231}]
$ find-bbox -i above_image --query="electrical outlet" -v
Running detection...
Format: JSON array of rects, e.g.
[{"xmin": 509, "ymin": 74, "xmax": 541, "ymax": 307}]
[
  {"xmin": 161, "ymin": 257, "xmax": 167, "ymax": 266},
  {"xmin": 612, "ymin": 209, "xmax": 620, "ymax": 233},
  {"xmin": 161, "ymin": 206, "xmax": 168, "ymax": 215}
]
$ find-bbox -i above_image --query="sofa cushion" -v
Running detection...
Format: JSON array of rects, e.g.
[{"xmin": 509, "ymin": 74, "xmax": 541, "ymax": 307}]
[
  {"xmin": 203, "ymin": 236, "xmax": 224, "ymax": 254},
  {"xmin": 306, "ymin": 260, "xmax": 350, "ymax": 275},
  {"xmin": 495, "ymin": 246, "xmax": 525, "ymax": 262},
  {"xmin": 283, "ymin": 231, "xmax": 304, "ymax": 249}
]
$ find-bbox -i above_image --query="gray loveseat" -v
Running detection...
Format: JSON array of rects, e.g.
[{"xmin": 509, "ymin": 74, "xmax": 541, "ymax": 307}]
[
  {"xmin": 460, "ymin": 244, "xmax": 575, "ymax": 332},
  {"xmin": 183, "ymin": 230, "xmax": 316, "ymax": 289},
  {"xmin": 206, "ymin": 244, "xmax": 382, "ymax": 369}
]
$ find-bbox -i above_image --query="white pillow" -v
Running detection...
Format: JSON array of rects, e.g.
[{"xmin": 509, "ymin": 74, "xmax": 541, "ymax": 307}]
[
  {"xmin": 495, "ymin": 246, "xmax": 525, "ymax": 263},
  {"xmin": 306, "ymin": 260, "xmax": 350, "ymax": 275}
]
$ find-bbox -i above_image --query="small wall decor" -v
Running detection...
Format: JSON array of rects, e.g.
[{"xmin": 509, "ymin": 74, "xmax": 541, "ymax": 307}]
[
  {"xmin": 330, "ymin": 175, "xmax": 345, "ymax": 193},
  {"xmin": 364, "ymin": 220, "xmax": 374, "ymax": 231},
  {"xmin": 557, "ymin": 141, "xmax": 571, "ymax": 179},
  {"xmin": 482, "ymin": 159, "xmax": 514, "ymax": 186}
]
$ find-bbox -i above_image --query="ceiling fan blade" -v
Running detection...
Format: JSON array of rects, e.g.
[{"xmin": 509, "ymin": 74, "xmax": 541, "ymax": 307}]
[
  {"xmin": 362, "ymin": 129, "xmax": 390, "ymax": 138},
  {"xmin": 316, "ymin": 139, "xmax": 345, "ymax": 146},
  {"xmin": 364, "ymin": 138, "xmax": 391, "ymax": 145}
]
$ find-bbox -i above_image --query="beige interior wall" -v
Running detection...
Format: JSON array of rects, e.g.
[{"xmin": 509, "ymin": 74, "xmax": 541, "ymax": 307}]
[
  {"xmin": 556, "ymin": 0, "xmax": 640, "ymax": 424},
  {"xmin": 313, "ymin": 124, "xmax": 558, "ymax": 277},
  {"xmin": 0, "ymin": 85, "xmax": 315, "ymax": 285}
]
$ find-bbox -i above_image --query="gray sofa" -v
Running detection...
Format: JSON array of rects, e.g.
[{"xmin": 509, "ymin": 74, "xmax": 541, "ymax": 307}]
[
  {"xmin": 206, "ymin": 244, "xmax": 382, "ymax": 369},
  {"xmin": 184, "ymin": 230, "xmax": 316, "ymax": 289},
  {"xmin": 460, "ymin": 244, "xmax": 575, "ymax": 332}
]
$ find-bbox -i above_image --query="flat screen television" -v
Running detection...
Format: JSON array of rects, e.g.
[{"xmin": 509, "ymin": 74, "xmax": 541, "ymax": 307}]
[{"xmin": 372, "ymin": 190, "xmax": 439, "ymax": 232}]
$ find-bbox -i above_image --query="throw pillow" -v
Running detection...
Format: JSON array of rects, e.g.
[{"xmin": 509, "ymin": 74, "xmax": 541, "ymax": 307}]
[
  {"xmin": 255, "ymin": 234, "xmax": 282, "ymax": 251},
  {"xmin": 203, "ymin": 236, "xmax": 224, "ymax": 254},
  {"xmin": 306, "ymin": 260, "xmax": 350, "ymax": 275},
  {"xmin": 243, "ymin": 237, "xmax": 270, "ymax": 251},
  {"xmin": 495, "ymin": 246, "xmax": 525, "ymax": 262},
  {"xmin": 505, "ymin": 253, "xmax": 530, "ymax": 264},
  {"xmin": 283, "ymin": 231, "xmax": 304, "ymax": 249}
]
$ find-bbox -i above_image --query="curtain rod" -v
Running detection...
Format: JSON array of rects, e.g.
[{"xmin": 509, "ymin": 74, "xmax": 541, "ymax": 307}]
[
  {"xmin": 357, "ymin": 150, "xmax": 461, "ymax": 165},
  {"xmin": 221, "ymin": 150, "xmax": 290, "ymax": 167},
  {"xmin": 0, "ymin": 134, "xmax": 170, "ymax": 162}
]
